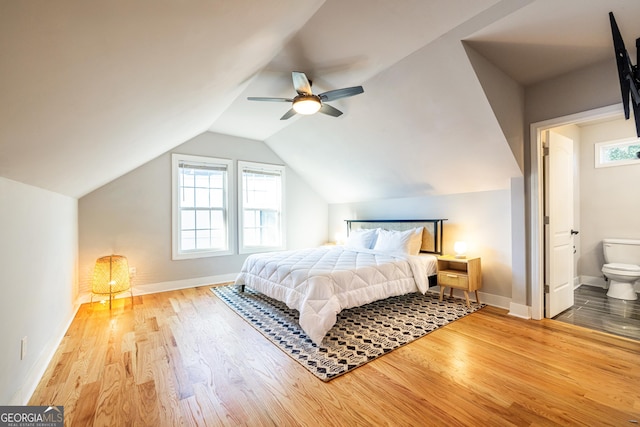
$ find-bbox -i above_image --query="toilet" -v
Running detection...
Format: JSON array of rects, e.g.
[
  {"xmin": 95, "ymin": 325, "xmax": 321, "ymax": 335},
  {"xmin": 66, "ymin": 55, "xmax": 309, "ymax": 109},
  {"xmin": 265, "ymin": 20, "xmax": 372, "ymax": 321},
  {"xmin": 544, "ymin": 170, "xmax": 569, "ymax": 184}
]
[{"xmin": 602, "ymin": 238, "xmax": 640, "ymax": 301}]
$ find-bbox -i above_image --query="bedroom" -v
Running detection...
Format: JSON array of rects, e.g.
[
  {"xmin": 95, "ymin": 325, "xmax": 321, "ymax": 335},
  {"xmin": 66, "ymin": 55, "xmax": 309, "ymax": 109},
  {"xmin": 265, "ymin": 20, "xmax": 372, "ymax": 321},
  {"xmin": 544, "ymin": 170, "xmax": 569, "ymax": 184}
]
[{"xmin": 1, "ymin": 0, "xmax": 640, "ymax": 422}]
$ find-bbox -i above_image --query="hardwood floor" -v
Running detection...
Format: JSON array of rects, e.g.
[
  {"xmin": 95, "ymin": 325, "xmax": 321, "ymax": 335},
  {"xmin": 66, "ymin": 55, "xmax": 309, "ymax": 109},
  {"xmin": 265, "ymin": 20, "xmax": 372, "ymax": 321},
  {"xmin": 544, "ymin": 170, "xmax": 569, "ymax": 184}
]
[
  {"xmin": 30, "ymin": 286, "xmax": 640, "ymax": 426},
  {"xmin": 554, "ymin": 285, "xmax": 640, "ymax": 341}
]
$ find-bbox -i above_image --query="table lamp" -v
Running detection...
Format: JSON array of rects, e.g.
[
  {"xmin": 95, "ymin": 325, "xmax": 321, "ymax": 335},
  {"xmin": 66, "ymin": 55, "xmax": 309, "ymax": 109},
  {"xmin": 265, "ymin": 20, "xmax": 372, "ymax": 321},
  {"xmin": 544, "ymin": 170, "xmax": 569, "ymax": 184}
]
[{"xmin": 454, "ymin": 241, "xmax": 467, "ymax": 259}]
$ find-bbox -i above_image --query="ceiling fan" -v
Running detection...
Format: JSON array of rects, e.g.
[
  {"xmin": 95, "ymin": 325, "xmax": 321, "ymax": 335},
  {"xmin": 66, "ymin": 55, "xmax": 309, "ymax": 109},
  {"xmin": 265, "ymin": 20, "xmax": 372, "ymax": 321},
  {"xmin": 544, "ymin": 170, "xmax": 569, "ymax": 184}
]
[{"xmin": 248, "ymin": 71, "xmax": 364, "ymax": 120}]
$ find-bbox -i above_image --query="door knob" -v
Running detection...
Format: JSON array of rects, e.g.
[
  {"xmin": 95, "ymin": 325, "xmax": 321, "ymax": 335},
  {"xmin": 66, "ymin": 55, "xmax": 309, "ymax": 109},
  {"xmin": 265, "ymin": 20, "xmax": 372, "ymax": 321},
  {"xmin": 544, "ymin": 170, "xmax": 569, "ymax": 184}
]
[{"xmin": 571, "ymin": 229, "xmax": 579, "ymax": 235}]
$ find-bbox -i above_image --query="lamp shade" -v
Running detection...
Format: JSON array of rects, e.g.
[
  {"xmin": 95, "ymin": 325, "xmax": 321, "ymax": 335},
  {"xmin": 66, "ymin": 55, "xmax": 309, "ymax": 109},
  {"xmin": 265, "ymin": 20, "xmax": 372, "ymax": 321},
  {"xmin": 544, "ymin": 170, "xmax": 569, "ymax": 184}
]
[
  {"xmin": 92, "ymin": 255, "xmax": 130, "ymax": 295},
  {"xmin": 453, "ymin": 241, "xmax": 467, "ymax": 258}
]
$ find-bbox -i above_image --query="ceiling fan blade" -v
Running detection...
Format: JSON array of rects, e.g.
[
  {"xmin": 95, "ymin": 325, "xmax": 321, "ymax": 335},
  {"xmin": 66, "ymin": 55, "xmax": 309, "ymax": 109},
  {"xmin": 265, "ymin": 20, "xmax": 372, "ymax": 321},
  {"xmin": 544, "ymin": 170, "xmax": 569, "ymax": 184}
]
[
  {"xmin": 247, "ymin": 97, "xmax": 293, "ymax": 102},
  {"xmin": 280, "ymin": 108, "xmax": 297, "ymax": 120},
  {"xmin": 318, "ymin": 86, "xmax": 364, "ymax": 102},
  {"xmin": 318, "ymin": 103, "xmax": 343, "ymax": 118},
  {"xmin": 292, "ymin": 71, "xmax": 312, "ymax": 96}
]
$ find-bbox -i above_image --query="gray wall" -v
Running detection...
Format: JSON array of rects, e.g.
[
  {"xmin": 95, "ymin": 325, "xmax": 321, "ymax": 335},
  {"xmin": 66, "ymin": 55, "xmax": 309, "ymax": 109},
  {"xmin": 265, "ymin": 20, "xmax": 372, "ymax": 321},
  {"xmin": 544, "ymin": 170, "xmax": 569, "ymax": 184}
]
[
  {"xmin": 328, "ymin": 188, "xmax": 514, "ymax": 303},
  {"xmin": 78, "ymin": 132, "xmax": 328, "ymax": 295},
  {"xmin": 525, "ymin": 59, "xmax": 620, "ymax": 126},
  {"xmin": 0, "ymin": 177, "xmax": 78, "ymax": 404},
  {"xmin": 578, "ymin": 117, "xmax": 640, "ymax": 280},
  {"xmin": 464, "ymin": 42, "xmax": 525, "ymax": 173}
]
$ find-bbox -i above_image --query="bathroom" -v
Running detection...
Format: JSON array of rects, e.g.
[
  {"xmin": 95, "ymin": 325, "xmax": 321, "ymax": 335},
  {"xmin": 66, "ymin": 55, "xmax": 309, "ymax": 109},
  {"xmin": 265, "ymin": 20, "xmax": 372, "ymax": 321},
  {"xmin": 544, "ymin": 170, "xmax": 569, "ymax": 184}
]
[{"xmin": 551, "ymin": 114, "xmax": 640, "ymax": 340}]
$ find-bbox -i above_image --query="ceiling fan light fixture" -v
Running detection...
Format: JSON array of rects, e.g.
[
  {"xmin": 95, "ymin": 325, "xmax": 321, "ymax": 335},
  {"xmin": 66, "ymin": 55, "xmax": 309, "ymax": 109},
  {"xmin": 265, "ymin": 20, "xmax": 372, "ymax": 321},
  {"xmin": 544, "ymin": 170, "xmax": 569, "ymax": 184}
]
[
  {"xmin": 247, "ymin": 72, "xmax": 363, "ymax": 119},
  {"xmin": 292, "ymin": 95, "xmax": 321, "ymax": 115}
]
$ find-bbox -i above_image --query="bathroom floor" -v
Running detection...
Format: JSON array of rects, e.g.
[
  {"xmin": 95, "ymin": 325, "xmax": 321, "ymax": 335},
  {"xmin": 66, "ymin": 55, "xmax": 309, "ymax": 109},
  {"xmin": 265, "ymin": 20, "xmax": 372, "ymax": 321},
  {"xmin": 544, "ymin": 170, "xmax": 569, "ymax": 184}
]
[{"xmin": 553, "ymin": 285, "xmax": 640, "ymax": 341}]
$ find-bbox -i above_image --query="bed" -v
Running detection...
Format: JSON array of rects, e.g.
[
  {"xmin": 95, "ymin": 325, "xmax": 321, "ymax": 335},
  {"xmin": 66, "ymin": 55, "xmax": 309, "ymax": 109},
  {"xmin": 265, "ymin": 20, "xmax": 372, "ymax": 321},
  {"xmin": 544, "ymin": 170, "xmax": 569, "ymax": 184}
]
[{"xmin": 234, "ymin": 219, "xmax": 446, "ymax": 344}]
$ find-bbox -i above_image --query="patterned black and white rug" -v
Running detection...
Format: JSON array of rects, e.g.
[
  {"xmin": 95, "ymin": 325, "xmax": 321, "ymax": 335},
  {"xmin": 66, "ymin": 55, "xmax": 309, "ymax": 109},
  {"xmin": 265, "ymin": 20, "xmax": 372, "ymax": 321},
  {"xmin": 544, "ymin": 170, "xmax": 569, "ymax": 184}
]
[{"xmin": 211, "ymin": 285, "xmax": 484, "ymax": 381}]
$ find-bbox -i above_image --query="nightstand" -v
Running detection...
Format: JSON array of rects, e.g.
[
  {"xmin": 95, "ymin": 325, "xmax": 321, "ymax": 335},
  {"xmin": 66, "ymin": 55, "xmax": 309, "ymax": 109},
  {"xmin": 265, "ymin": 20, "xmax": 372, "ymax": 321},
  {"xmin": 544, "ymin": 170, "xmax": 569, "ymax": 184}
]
[{"xmin": 437, "ymin": 255, "xmax": 482, "ymax": 307}]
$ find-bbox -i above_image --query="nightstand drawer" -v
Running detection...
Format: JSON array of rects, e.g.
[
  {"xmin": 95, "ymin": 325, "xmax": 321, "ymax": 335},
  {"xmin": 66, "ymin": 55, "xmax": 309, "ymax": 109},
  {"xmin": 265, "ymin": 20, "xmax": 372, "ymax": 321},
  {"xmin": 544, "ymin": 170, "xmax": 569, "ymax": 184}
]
[{"xmin": 438, "ymin": 272, "xmax": 469, "ymax": 288}]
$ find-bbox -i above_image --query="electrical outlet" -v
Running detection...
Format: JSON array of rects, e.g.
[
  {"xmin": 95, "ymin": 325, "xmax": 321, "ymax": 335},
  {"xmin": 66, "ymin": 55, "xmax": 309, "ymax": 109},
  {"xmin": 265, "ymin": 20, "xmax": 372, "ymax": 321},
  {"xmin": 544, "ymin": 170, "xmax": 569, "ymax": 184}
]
[
  {"xmin": 129, "ymin": 267, "xmax": 137, "ymax": 276},
  {"xmin": 20, "ymin": 336, "xmax": 27, "ymax": 360}
]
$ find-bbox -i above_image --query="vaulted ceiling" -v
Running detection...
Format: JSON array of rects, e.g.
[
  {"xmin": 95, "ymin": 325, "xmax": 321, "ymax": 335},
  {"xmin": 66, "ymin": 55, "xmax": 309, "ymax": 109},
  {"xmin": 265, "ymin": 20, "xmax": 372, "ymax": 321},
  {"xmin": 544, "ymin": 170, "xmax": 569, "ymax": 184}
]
[{"xmin": 2, "ymin": 0, "xmax": 640, "ymax": 203}]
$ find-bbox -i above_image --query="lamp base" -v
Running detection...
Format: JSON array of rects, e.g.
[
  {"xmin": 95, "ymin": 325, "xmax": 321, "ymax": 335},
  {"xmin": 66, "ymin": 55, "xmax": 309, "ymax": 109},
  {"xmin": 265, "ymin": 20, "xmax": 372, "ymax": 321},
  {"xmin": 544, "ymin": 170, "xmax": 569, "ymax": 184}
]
[
  {"xmin": 455, "ymin": 255, "xmax": 467, "ymax": 259},
  {"xmin": 90, "ymin": 288, "xmax": 134, "ymax": 310}
]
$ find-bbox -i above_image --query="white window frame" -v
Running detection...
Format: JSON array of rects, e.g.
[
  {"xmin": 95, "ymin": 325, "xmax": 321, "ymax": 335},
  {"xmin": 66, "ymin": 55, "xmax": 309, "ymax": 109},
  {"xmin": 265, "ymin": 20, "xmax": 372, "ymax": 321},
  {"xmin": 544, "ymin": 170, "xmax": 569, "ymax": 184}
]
[
  {"xmin": 172, "ymin": 153, "xmax": 234, "ymax": 260},
  {"xmin": 595, "ymin": 137, "xmax": 640, "ymax": 168},
  {"xmin": 238, "ymin": 161, "xmax": 286, "ymax": 254}
]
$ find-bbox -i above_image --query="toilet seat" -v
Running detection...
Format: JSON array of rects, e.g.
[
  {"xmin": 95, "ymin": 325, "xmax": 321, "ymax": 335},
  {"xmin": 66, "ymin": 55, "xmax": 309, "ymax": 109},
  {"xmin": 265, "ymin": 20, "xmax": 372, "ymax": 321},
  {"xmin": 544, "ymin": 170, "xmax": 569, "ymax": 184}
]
[{"xmin": 603, "ymin": 263, "xmax": 640, "ymax": 275}]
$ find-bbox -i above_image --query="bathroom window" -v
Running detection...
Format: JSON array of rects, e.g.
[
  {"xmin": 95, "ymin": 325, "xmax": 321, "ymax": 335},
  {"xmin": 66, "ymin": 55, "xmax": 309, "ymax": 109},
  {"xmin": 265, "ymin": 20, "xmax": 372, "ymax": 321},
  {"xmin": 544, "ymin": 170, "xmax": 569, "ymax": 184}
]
[{"xmin": 595, "ymin": 137, "xmax": 640, "ymax": 168}]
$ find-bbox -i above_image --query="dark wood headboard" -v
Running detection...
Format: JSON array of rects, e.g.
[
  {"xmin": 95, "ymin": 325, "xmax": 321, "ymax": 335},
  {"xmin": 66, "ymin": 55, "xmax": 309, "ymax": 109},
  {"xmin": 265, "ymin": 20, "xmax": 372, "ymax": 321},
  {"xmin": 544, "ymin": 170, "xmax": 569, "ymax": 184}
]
[{"xmin": 345, "ymin": 219, "xmax": 446, "ymax": 255}]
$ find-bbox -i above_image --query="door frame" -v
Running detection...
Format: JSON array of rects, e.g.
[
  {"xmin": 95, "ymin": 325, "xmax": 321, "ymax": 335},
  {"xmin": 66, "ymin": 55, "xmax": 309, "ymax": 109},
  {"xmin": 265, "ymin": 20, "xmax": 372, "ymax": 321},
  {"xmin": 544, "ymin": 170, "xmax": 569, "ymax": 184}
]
[{"xmin": 529, "ymin": 104, "xmax": 621, "ymax": 320}]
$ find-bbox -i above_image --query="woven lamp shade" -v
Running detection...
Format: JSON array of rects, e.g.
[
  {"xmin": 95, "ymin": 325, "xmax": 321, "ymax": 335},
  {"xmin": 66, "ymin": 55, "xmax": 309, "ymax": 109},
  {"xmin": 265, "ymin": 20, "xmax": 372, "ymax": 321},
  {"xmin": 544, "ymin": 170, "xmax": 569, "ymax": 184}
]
[{"xmin": 91, "ymin": 255, "xmax": 132, "ymax": 309}]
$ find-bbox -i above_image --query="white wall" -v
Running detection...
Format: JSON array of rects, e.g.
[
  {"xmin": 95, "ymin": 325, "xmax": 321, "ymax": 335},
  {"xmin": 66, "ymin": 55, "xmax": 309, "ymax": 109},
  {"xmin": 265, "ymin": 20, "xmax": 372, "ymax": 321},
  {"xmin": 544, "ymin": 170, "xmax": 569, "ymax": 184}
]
[
  {"xmin": 0, "ymin": 177, "xmax": 78, "ymax": 404},
  {"xmin": 328, "ymin": 188, "xmax": 513, "ymax": 306},
  {"xmin": 578, "ymin": 117, "xmax": 640, "ymax": 281},
  {"xmin": 78, "ymin": 132, "xmax": 328, "ymax": 297}
]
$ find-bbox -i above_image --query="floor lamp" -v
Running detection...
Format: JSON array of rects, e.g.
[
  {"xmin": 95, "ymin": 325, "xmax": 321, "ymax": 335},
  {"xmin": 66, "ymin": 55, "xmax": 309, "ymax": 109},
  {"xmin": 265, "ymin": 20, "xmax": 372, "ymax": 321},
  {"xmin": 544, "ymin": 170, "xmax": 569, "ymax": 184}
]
[{"xmin": 90, "ymin": 255, "xmax": 133, "ymax": 309}]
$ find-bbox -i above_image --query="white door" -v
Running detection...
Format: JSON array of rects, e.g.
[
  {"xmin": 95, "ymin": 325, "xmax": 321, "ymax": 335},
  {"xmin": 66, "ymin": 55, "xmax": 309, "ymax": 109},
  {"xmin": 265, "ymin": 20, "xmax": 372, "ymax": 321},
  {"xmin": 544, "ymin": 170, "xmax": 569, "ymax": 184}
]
[{"xmin": 544, "ymin": 130, "xmax": 575, "ymax": 318}]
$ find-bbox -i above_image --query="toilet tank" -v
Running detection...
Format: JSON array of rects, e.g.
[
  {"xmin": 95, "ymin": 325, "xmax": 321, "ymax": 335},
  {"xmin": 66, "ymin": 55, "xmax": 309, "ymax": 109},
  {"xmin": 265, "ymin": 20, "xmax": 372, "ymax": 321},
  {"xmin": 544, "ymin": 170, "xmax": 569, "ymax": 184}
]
[{"xmin": 603, "ymin": 238, "xmax": 640, "ymax": 264}]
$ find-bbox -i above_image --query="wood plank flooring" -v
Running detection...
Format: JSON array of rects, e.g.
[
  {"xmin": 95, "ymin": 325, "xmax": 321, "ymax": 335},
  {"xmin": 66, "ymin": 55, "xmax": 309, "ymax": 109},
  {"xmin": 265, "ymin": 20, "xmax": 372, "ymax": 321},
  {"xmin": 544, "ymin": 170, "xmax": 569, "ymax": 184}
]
[
  {"xmin": 30, "ymin": 286, "xmax": 640, "ymax": 426},
  {"xmin": 554, "ymin": 285, "xmax": 640, "ymax": 341}
]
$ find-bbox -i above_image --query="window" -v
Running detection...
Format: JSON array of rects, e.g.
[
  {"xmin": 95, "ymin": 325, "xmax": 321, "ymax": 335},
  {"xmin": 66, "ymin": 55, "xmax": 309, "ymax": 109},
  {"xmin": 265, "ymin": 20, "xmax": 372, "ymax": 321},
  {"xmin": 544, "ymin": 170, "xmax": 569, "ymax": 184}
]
[
  {"xmin": 595, "ymin": 137, "xmax": 640, "ymax": 168},
  {"xmin": 172, "ymin": 154, "xmax": 233, "ymax": 259},
  {"xmin": 238, "ymin": 161, "xmax": 285, "ymax": 254}
]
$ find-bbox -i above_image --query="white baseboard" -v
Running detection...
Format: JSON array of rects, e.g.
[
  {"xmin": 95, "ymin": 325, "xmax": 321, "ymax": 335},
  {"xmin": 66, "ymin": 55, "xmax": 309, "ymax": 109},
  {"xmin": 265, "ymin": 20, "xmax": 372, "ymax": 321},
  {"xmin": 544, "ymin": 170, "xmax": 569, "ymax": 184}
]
[
  {"xmin": 76, "ymin": 273, "xmax": 238, "ymax": 304},
  {"xmin": 478, "ymin": 292, "xmax": 511, "ymax": 311},
  {"xmin": 427, "ymin": 287, "xmax": 529, "ymax": 318},
  {"xmin": 580, "ymin": 275, "xmax": 640, "ymax": 292},
  {"xmin": 508, "ymin": 302, "xmax": 531, "ymax": 319},
  {"xmin": 504, "ymin": 275, "xmax": 615, "ymax": 321},
  {"xmin": 580, "ymin": 275, "xmax": 606, "ymax": 289},
  {"xmin": 11, "ymin": 301, "xmax": 83, "ymax": 405},
  {"xmin": 427, "ymin": 287, "xmax": 511, "ymax": 311},
  {"xmin": 130, "ymin": 273, "xmax": 237, "ymax": 296}
]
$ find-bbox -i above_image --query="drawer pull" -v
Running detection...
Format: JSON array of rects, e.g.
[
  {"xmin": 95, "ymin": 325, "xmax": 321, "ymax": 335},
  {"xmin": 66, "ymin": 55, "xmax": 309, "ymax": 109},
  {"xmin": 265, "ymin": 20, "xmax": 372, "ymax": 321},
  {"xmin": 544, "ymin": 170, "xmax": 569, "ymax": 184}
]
[{"xmin": 446, "ymin": 274, "xmax": 458, "ymax": 278}]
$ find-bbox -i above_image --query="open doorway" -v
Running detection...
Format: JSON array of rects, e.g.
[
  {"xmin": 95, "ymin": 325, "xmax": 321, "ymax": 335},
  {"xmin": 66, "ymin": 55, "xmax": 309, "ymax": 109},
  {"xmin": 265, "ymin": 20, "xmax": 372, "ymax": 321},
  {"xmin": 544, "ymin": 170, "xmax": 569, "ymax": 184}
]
[
  {"xmin": 530, "ymin": 104, "xmax": 620, "ymax": 319},
  {"xmin": 530, "ymin": 104, "xmax": 640, "ymax": 340}
]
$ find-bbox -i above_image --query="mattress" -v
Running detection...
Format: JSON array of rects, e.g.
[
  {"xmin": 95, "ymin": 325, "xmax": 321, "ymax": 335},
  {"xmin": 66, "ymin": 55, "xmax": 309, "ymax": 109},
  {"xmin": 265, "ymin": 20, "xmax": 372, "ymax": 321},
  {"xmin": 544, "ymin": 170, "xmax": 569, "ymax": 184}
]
[{"xmin": 234, "ymin": 246, "xmax": 437, "ymax": 344}]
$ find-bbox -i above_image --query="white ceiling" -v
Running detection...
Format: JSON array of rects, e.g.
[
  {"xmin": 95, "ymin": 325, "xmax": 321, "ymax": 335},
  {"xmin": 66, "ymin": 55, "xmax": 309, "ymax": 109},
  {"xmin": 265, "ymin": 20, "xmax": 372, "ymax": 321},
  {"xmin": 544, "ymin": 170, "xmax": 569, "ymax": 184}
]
[{"xmin": 2, "ymin": 0, "xmax": 640, "ymax": 202}]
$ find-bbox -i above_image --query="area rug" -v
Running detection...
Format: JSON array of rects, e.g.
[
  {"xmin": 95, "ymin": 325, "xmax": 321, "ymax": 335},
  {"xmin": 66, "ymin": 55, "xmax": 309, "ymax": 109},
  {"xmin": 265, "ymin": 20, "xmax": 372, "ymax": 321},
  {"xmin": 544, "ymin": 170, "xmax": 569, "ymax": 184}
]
[{"xmin": 211, "ymin": 285, "xmax": 484, "ymax": 381}]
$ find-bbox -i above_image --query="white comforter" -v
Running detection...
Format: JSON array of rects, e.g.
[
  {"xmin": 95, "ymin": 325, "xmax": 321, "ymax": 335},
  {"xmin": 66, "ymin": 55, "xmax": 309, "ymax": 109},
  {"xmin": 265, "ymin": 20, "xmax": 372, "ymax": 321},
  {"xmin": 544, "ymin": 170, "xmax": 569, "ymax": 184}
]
[{"xmin": 234, "ymin": 246, "xmax": 437, "ymax": 344}]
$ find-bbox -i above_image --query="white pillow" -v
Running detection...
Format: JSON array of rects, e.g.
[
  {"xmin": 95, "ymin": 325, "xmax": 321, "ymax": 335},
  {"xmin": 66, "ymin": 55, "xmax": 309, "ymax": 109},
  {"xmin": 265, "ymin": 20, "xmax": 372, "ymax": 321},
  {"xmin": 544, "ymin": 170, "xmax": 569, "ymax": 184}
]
[
  {"xmin": 373, "ymin": 227, "xmax": 423, "ymax": 255},
  {"xmin": 344, "ymin": 228, "xmax": 378, "ymax": 250}
]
